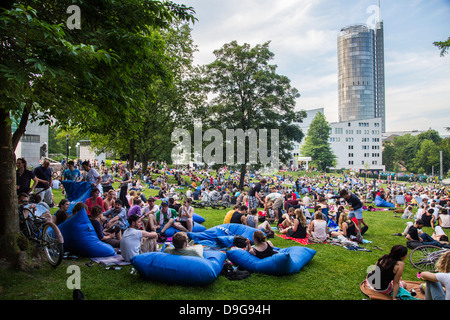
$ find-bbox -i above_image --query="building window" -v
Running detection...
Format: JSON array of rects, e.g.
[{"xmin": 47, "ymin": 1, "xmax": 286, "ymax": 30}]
[
  {"xmin": 349, "ymin": 161, "xmax": 354, "ymax": 165},
  {"xmin": 348, "ymin": 145, "xmax": 353, "ymax": 149},
  {"xmin": 20, "ymin": 134, "xmax": 40, "ymax": 143}
]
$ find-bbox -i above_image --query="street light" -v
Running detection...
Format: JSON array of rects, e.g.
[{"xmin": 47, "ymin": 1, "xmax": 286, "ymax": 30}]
[
  {"xmin": 76, "ymin": 142, "xmax": 80, "ymax": 159},
  {"xmin": 66, "ymin": 134, "xmax": 69, "ymax": 163}
]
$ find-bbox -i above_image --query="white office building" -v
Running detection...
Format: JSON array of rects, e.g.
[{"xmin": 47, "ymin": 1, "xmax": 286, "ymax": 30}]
[
  {"xmin": 290, "ymin": 108, "xmax": 384, "ymax": 171},
  {"xmin": 329, "ymin": 117, "xmax": 385, "ymax": 171},
  {"xmin": 13, "ymin": 119, "xmax": 48, "ymax": 168}
]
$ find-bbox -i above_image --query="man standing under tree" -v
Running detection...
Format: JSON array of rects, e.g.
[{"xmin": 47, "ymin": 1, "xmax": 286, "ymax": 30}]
[{"xmin": 247, "ymin": 179, "xmax": 267, "ymax": 210}]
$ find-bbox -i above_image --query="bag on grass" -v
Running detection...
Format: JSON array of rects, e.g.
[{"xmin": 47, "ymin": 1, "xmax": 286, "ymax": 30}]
[{"xmin": 233, "ymin": 235, "xmax": 247, "ymax": 248}]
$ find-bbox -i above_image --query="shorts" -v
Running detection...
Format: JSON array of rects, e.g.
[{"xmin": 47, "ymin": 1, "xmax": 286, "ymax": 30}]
[
  {"xmin": 348, "ymin": 207, "xmax": 363, "ymax": 220},
  {"xmin": 248, "ymin": 196, "xmax": 258, "ymax": 209},
  {"xmin": 273, "ymin": 197, "xmax": 284, "ymax": 210}
]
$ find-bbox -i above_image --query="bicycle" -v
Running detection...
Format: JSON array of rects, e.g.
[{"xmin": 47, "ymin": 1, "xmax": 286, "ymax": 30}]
[
  {"xmin": 409, "ymin": 245, "xmax": 448, "ymax": 272},
  {"xmin": 19, "ymin": 204, "xmax": 64, "ymax": 267}
]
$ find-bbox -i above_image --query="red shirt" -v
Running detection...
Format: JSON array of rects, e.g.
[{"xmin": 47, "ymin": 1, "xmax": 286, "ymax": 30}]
[{"xmin": 85, "ymin": 197, "xmax": 104, "ymax": 215}]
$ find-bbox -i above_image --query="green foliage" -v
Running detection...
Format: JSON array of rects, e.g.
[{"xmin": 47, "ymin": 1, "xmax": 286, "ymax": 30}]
[
  {"xmin": 434, "ymin": 36, "xmax": 450, "ymax": 56},
  {"xmin": 300, "ymin": 112, "xmax": 336, "ymax": 171},
  {"xmin": 202, "ymin": 41, "xmax": 305, "ymax": 169},
  {"xmin": 383, "ymin": 129, "xmax": 449, "ymax": 176}
]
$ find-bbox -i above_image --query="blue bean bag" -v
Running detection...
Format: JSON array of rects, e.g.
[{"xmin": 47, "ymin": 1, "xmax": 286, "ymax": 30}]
[
  {"xmin": 375, "ymin": 195, "xmax": 395, "ymax": 208},
  {"xmin": 187, "ymin": 223, "xmax": 262, "ymax": 248},
  {"xmin": 131, "ymin": 250, "xmax": 227, "ymax": 286},
  {"xmin": 226, "ymin": 246, "xmax": 316, "ymax": 275},
  {"xmin": 158, "ymin": 221, "xmax": 207, "ymax": 237},
  {"xmin": 61, "ymin": 181, "xmax": 93, "ymax": 214},
  {"xmin": 58, "ymin": 208, "xmax": 116, "ymax": 257},
  {"xmin": 193, "ymin": 213, "xmax": 205, "ymax": 224}
]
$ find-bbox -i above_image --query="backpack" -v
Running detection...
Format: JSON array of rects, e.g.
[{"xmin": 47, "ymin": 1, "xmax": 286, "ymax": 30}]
[
  {"xmin": 233, "ymin": 235, "xmax": 247, "ymax": 248},
  {"xmin": 220, "ymin": 262, "xmax": 251, "ymax": 281}
]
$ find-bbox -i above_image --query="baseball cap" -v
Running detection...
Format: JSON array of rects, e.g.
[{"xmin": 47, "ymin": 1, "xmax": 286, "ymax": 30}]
[{"xmin": 161, "ymin": 200, "xmax": 169, "ymax": 206}]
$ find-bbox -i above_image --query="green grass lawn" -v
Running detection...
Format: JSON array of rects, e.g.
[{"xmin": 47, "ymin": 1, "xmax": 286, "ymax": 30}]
[{"xmin": 1, "ymin": 179, "xmax": 447, "ymax": 301}]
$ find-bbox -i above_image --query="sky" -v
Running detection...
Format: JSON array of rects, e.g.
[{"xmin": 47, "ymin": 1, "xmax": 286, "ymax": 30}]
[{"xmin": 172, "ymin": 0, "xmax": 450, "ymax": 136}]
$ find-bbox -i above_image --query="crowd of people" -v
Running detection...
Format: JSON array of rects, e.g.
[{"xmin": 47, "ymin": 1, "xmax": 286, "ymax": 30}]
[{"xmin": 16, "ymin": 157, "xmax": 450, "ymax": 300}]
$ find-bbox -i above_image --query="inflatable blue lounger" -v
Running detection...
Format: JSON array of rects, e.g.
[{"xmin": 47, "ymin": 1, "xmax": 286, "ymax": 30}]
[
  {"xmin": 227, "ymin": 246, "xmax": 316, "ymax": 275},
  {"xmin": 158, "ymin": 221, "xmax": 206, "ymax": 237},
  {"xmin": 374, "ymin": 195, "xmax": 395, "ymax": 208},
  {"xmin": 187, "ymin": 223, "xmax": 263, "ymax": 248},
  {"xmin": 131, "ymin": 250, "xmax": 227, "ymax": 286},
  {"xmin": 58, "ymin": 208, "xmax": 116, "ymax": 258}
]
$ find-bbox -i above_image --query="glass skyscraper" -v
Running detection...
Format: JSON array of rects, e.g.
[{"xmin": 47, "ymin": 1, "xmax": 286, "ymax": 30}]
[{"xmin": 337, "ymin": 22, "xmax": 385, "ymax": 132}]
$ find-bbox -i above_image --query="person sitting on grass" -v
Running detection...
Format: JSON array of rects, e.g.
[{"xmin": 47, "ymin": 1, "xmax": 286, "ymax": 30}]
[
  {"xmin": 279, "ymin": 208, "xmax": 308, "ymax": 239},
  {"xmin": 154, "ymin": 200, "xmax": 178, "ymax": 236},
  {"xmin": 405, "ymin": 219, "xmax": 450, "ymax": 249},
  {"xmin": 90, "ymin": 205, "xmax": 121, "ymax": 248},
  {"xmin": 246, "ymin": 209, "xmax": 274, "ymax": 238},
  {"xmin": 419, "ymin": 250, "xmax": 450, "ymax": 300},
  {"xmin": 365, "ymin": 245, "xmax": 408, "ymax": 299},
  {"xmin": 120, "ymin": 214, "xmax": 158, "ymax": 262},
  {"xmin": 54, "ymin": 198, "xmax": 71, "ymax": 225},
  {"xmin": 245, "ymin": 230, "xmax": 278, "ymax": 259},
  {"xmin": 277, "ymin": 207, "xmax": 295, "ymax": 233},
  {"xmin": 400, "ymin": 205, "xmax": 414, "ymax": 219},
  {"xmin": 330, "ymin": 211, "xmax": 361, "ymax": 238},
  {"xmin": 163, "ymin": 232, "xmax": 203, "ymax": 258},
  {"xmin": 307, "ymin": 211, "xmax": 328, "ymax": 243}
]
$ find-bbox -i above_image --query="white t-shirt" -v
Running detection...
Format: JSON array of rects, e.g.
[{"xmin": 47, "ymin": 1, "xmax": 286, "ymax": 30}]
[
  {"xmin": 436, "ymin": 273, "xmax": 450, "ymax": 300},
  {"xmin": 120, "ymin": 228, "xmax": 142, "ymax": 262},
  {"xmin": 85, "ymin": 168, "xmax": 100, "ymax": 185},
  {"xmin": 142, "ymin": 204, "xmax": 159, "ymax": 216}
]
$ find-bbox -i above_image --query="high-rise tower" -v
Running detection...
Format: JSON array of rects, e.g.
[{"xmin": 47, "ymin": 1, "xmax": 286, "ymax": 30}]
[{"xmin": 337, "ymin": 21, "xmax": 386, "ymax": 132}]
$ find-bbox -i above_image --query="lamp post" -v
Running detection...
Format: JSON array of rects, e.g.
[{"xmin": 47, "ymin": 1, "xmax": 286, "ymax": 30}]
[
  {"xmin": 76, "ymin": 142, "xmax": 80, "ymax": 159},
  {"xmin": 66, "ymin": 134, "xmax": 69, "ymax": 163}
]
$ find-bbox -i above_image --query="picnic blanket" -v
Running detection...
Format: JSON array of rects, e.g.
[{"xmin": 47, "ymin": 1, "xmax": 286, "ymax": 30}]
[
  {"xmin": 90, "ymin": 254, "xmax": 130, "ymax": 267},
  {"xmin": 276, "ymin": 234, "xmax": 310, "ymax": 245},
  {"xmin": 360, "ymin": 280, "xmax": 424, "ymax": 300}
]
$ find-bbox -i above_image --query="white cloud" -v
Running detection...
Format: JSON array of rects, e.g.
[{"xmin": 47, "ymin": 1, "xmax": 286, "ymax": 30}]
[{"xmin": 174, "ymin": 0, "xmax": 450, "ymax": 135}]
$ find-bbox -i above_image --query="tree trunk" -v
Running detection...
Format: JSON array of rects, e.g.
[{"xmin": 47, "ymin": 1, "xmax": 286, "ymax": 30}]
[
  {"xmin": 238, "ymin": 163, "xmax": 246, "ymax": 190},
  {"xmin": 128, "ymin": 139, "xmax": 135, "ymax": 170},
  {"xmin": 0, "ymin": 109, "xmax": 22, "ymax": 264}
]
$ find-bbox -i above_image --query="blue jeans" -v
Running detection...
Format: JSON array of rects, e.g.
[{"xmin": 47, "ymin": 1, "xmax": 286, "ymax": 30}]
[
  {"xmin": 420, "ymin": 233, "xmax": 450, "ymax": 248},
  {"xmin": 425, "ymin": 280, "xmax": 445, "ymax": 300}
]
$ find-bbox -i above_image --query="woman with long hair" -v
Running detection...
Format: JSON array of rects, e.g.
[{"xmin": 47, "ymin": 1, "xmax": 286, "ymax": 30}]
[
  {"xmin": 54, "ymin": 198, "xmax": 70, "ymax": 225},
  {"xmin": 420, "ymin": 250, "xmax": 450, "ymax": 300},
  {"xmin": 366, "ymin": 245, "xmax": 408, "ymax": 299}
]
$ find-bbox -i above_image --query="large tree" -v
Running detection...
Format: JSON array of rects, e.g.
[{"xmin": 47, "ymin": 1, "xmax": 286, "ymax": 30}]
[
  {"xmin": 201, "ymin": 41, "xmax": 305, "ymax": 188},
  {"xmin": 0, "ymin": 0, "xmax": 195, "ymax": 268},
  {"xmin": 300, "ymin": 112, "xmax": 336, "ymax": 171}
]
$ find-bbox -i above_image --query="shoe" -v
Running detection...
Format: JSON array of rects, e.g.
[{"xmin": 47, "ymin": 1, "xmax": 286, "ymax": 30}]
[
  {"xmin": 73, "ymin": 289, "xmax": 85, "ymax": 300},
  {"xmin": 392, "ymin": 233, "xmax": 402, "ymax": 236}
]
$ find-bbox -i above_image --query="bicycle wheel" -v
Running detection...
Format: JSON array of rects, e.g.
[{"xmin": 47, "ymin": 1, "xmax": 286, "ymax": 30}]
[
  {"xmin": 41, "ymin": 223, "xmax": 64, "ymax": 267},
  {"xmin": 409, "ymin": 245, "xmax": 442, "ymax": 271}
]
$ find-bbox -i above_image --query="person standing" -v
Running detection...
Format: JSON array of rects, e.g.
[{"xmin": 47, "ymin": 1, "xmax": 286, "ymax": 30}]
[
  {"xmin": 247, "ymin": 179, "xmax": 267, "ymax": 210},
  {"xmin": 16, "ymin": 158, "xmax": 38, "ymax": 195},
  {"xmin": 82, "ymin": 161, "xmax": 102, "ymax": 193},
  {"xmin": 101, "ymin": 168, "xmax": 114, "ymax": 193},
  {"xmin": 63, "ymin": 161, "xmax": 81, "ymax": 181},
  {"xmin": 333, "ymin": 189, "xmax": 368, "ymax": 235},
  {"xmin": 115, "ymin": 165, "xmax": 132, "ymax": 209},
  {"xmin": 33, "ymin": 159, "xmax": 53, "ymax": 206}
]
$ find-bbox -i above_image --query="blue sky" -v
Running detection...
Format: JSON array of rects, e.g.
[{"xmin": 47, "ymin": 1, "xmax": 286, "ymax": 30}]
[{"xmin": 172, "ymin": 0, "xmax": 450, "ymax": 135}]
